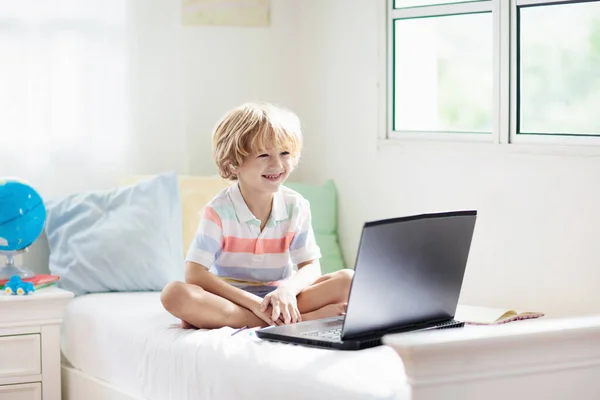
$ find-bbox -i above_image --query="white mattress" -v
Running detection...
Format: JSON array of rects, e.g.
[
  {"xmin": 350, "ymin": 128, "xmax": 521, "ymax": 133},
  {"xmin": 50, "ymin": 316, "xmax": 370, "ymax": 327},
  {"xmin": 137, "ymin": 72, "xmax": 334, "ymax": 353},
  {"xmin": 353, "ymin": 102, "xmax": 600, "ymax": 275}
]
[{"xmin": 61, "ymin": 292, "xmax": 409, "ymax": 400}]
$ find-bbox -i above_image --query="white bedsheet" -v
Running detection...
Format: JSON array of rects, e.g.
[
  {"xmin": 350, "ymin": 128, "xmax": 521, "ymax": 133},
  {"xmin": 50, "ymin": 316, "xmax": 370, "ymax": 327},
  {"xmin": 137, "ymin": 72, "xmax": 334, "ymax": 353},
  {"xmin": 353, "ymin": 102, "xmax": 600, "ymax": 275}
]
[{"xmin": 61, "ymin": 292, "xmax": 409, "ymax": 400}]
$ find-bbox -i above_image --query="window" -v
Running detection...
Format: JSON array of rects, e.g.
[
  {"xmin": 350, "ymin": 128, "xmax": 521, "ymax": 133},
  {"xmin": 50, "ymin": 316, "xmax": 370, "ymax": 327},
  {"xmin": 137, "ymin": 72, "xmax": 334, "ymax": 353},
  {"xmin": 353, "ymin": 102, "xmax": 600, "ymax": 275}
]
[
  {"xmin": 386, "ymin": 0, "xmax": 600, "ymax": 145},
  {"xmin": 392, "ymin": 11, "xmax": 493, "ymax": 134},
  {"xmin": 516, "ymin": 0, "xmax": 600, "ymax": 138},
  {"xmin": 0, "ymin": 1, "xmax": 130, "ymax": 165}
]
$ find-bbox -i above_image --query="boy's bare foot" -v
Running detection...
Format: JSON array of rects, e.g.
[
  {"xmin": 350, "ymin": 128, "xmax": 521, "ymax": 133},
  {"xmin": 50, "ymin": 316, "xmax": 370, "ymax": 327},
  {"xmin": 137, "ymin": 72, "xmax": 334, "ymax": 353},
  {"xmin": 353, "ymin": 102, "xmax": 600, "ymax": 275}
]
[
  {"xmin": 302, "ymin": 303, "xmax": 347, "ymax": 321},
  {"xmin": 181, "ymin": 320, "xmax": 197, "ymax": 329}
]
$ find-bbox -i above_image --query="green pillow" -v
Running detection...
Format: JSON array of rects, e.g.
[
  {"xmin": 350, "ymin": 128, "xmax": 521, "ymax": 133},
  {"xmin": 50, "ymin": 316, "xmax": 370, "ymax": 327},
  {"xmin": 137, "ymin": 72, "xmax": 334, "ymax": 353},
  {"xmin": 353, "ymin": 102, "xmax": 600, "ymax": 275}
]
[
  {"xmin": 285, "ymin": 180, "xmax": 337, "ymax": 234},
  {"xmin": 315, "ymin": 233, "xmax": 347, "ymax": 274},
  {"xmin": 285, "ymin": 180, "xmax": 347, "ymax": 272}
]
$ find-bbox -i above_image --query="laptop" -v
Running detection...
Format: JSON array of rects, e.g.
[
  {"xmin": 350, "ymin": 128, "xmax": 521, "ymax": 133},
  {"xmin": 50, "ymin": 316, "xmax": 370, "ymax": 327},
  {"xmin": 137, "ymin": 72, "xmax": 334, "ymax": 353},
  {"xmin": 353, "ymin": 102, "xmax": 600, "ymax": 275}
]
[{"xmin": 256, "ymin": 210, "xmax": 477, "ymax": 350}]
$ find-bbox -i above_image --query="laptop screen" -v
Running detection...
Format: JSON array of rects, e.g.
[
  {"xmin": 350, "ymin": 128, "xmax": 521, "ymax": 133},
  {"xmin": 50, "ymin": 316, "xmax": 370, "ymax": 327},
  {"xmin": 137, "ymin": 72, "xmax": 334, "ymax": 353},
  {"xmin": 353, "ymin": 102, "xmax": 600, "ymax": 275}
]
[{"xmin": 341, "ymin": 210, "xmax": 477, "ymax": 339}]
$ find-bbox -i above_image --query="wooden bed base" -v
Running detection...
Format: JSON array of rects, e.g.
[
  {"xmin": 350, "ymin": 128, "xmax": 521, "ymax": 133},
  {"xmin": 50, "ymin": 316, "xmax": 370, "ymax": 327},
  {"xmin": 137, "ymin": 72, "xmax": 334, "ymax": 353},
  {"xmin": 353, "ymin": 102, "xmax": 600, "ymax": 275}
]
[{"xmin": 61, "ymin": 314, "xmax": 600, "ymax": 400}]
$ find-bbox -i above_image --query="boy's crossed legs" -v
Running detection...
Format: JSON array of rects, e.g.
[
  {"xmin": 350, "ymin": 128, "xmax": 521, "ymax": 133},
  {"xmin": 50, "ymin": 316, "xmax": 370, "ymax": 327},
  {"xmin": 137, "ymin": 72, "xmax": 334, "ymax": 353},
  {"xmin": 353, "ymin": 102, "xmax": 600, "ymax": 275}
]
[{"xmin": 161, "ymin": 269, "xmax": 354, "ymax": 329}]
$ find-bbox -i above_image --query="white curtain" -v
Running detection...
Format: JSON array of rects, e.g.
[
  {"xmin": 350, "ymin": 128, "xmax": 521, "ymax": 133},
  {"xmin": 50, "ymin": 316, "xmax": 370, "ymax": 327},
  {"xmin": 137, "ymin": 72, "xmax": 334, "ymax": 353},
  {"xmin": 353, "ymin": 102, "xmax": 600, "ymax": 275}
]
[{"xmin": 0, "ymin": 0, "xmax": 189, "ymax": 199}]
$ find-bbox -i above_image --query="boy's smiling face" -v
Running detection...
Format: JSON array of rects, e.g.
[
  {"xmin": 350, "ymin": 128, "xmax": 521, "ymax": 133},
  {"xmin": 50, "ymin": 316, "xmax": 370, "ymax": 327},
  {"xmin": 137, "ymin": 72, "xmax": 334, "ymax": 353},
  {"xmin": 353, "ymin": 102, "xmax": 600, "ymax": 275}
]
[{"xmin": 235, "ymin": 147, "xmax": 294, "ymax": 194}]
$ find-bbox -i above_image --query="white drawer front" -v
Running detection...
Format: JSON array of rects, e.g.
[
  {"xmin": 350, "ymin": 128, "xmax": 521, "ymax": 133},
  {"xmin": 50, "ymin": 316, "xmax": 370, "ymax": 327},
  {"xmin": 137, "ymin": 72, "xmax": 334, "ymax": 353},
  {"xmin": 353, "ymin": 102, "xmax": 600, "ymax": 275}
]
[
  {"xmin": 0, "ymin": 335, "xmax": 41, "ymax": 378},
  {"xmin": 0, "ymin": 382, "xmax": 41, "ymax": 400}
]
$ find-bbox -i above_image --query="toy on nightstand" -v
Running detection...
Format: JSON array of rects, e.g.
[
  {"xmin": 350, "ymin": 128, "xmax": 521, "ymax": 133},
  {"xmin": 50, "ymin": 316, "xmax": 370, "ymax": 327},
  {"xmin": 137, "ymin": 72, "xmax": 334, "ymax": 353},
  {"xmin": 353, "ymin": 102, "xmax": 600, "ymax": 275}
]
[{"xmin": 3, "ymin": 275, "xmax": 35, "ymax": 295}]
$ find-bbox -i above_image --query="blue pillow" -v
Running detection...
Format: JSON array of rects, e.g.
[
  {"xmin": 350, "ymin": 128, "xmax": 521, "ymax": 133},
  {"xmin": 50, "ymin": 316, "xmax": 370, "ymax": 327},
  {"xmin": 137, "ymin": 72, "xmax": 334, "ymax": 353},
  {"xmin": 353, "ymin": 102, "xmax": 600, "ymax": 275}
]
[{"xmin": 45, "ymin": 172, "xmax": 184, "ymax": 296}]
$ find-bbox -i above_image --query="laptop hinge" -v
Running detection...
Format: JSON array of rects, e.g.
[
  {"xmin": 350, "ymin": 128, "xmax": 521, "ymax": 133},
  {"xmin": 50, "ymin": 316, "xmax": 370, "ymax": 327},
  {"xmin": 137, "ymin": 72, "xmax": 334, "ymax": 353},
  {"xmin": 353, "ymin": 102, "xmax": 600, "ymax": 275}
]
[{"xmin": 343, "ymin": 317, "xmax": 452, "ymax": 341}]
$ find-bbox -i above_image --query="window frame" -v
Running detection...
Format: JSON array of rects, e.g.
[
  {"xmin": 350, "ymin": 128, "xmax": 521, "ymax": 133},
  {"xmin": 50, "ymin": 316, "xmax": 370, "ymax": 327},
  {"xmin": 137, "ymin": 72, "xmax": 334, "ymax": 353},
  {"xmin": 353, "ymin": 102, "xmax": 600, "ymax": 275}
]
[{"xmin": 383, "ymin": 0, "xmax": 600, "ymax": 147}]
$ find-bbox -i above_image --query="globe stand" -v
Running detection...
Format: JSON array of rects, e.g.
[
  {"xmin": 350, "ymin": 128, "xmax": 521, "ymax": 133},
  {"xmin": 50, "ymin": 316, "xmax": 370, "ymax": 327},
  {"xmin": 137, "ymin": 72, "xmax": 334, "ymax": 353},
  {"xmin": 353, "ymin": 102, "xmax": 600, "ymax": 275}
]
[{"xmin": 0, "ymin": 249, "xmax": 34, "ymax": 280}]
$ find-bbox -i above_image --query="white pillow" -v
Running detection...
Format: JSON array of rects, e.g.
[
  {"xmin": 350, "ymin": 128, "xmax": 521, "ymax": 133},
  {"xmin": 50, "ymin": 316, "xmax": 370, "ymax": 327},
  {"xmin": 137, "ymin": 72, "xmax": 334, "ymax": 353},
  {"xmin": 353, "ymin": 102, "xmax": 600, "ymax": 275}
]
[{"xmin": 44, "ymin": 172, "xmax": 183, "ymax": 296}]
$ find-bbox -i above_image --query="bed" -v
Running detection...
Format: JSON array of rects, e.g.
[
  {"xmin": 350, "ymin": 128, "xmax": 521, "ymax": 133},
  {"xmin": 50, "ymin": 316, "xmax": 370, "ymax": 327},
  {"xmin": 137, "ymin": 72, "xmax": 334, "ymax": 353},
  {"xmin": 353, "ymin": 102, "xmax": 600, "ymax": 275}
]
[
  {"xmin": 60, "ymin": 291, "xmax": 410, "ymax": 400},
  {"xmin": 57, "ymin": 290, "xmax": 600, "ymax": 400}
]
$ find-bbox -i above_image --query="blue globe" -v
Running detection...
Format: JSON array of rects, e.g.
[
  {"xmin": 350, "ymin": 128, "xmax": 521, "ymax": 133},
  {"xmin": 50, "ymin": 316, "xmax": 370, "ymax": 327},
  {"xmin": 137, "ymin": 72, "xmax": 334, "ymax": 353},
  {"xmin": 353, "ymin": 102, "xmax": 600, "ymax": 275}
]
[{"xmin": 0, "ymin": 179, "xmax": 46, "ymax": 252}]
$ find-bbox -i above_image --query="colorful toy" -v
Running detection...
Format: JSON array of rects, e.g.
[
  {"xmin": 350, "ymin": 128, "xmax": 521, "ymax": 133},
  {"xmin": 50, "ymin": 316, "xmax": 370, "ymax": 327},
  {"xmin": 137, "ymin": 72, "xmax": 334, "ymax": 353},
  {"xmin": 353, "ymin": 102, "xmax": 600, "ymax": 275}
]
[{"xmin": 3, "ymin": 275, "xmax": 35, "ymax": 296}]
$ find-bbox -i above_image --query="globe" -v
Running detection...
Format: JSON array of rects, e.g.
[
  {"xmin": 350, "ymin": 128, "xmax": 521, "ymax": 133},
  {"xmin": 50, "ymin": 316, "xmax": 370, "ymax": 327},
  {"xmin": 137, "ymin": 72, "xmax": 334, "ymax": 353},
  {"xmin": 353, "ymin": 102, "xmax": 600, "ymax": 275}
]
[{"xmin": 0, "ymin": 178, "xmax": 46, "ymax": 279}]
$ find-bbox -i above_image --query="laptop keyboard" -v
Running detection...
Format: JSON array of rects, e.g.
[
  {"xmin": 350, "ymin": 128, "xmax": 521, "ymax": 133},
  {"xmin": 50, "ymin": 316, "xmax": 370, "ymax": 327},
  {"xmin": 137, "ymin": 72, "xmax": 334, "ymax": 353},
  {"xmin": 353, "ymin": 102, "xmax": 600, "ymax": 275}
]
[{"xmin": 301, "ymin": 327, "xmax": 342, "ymax": 340}]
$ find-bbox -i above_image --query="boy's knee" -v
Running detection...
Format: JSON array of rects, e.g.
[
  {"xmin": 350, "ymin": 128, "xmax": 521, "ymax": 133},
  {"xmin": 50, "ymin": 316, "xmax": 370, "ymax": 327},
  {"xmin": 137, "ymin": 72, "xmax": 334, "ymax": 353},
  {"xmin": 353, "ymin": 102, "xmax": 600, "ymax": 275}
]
[
  {"xmin": 334, "ymin": 269, "xmax": 354, "ymax": 291},
  {"xmin": 161, "ymin": 281, "xmax": 190, "ymax": 313},
  {"xmin": 335, "ymin": 268, "xmax": 354, "ymax": 283}
]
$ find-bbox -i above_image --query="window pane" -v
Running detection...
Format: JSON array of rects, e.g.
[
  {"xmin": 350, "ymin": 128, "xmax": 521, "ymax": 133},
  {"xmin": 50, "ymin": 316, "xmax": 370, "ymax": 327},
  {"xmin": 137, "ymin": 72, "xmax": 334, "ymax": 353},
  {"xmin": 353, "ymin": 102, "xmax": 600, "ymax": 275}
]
[
  {"xmin": 394, "ymin": 0, "xmax": 483, "ymax": 8},
  {"xmin": 393, "ymin": 13, "xmax": 493, "ymax": 133},
  {"xmin": 520, "ymin": 2, "xmax": 600, "ymax": 135}
]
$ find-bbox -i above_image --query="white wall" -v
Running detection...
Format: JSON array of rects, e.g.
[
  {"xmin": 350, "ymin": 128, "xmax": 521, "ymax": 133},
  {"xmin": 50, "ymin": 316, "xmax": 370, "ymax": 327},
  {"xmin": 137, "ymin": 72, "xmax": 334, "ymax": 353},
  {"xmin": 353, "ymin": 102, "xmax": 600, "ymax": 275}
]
[
  {"xmin": 294, "ymin": 0, "xmax": 600, "ymax": 318},
  {"xmin": 183, "ymin": 0, "xmax": 302, "ymax": 176}
]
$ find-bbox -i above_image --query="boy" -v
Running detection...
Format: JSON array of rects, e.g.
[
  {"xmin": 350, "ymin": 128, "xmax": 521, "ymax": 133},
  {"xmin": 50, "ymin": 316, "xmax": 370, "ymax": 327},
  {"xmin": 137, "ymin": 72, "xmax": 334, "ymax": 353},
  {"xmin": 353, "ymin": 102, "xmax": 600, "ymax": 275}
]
[{"xmin": 161, "ymin": 102, "xmax": 354, "ymax": 329}]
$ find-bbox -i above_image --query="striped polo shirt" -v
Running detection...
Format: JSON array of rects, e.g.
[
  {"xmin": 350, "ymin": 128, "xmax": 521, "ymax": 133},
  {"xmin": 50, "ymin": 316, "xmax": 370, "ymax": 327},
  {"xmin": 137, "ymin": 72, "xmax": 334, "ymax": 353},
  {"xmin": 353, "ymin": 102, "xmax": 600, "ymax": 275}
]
[{"xmin": 186, "ymin": 182, "xmax": 322, "ymax": 293}]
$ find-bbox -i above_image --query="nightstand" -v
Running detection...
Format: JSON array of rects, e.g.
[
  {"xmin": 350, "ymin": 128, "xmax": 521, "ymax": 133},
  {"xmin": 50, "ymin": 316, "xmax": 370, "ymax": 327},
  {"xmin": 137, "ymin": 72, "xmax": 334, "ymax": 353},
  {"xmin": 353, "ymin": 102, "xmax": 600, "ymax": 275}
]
[{"xmin": 0, "ymin": 286, "xmax": 73, "ymax": 400}]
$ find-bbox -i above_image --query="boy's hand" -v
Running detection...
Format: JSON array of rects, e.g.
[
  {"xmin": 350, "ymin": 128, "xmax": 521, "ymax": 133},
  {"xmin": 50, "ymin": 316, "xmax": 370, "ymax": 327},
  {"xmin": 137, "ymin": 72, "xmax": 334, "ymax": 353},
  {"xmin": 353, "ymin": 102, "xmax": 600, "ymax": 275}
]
[
  {"xmin": 260, "ymin": 286, "xmax": 301, "ymax": 324},
  {"xmin": 250, "ymin": 300, "xmax": 284, "ymax": 327}
]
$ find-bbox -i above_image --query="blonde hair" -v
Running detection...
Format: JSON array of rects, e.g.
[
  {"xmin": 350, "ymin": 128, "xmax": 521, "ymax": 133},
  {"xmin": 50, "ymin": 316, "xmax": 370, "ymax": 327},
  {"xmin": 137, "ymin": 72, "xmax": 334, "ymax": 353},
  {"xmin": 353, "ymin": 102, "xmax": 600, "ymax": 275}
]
[{"xmin": 212, "ymin": 102, "xmax": 303, "ymax": 180}]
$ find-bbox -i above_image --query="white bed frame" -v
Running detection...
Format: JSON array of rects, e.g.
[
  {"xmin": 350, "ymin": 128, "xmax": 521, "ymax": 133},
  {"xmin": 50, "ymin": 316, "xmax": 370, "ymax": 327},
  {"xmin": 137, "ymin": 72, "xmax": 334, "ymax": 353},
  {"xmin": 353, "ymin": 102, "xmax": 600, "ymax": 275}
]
[
  {"xmin": 61, "ymin": 366, "xmax": 141, "ymax": 400},
  {"xmin": 24, "ymin": 239, "xmax": 600, "ymax": 400},
  {"xmin": 59, "ymin": 315, "xmax": 600, "ymax": 400}
]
